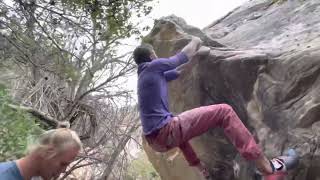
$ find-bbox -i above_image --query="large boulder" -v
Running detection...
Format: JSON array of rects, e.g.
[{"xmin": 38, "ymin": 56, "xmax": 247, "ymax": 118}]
[{"xmin": 142, "ymin": 0, "xmax": 320, "ymax": 180}]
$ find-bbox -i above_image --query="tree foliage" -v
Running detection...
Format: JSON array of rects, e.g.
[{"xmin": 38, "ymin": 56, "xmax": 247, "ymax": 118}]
[
  {"xmin": 0, "ymin": 0, "xmax": 155, "ymax": 178},
  {"xmin": 0, "ymin": 84, "xmax": 42, "ymax": 161}
]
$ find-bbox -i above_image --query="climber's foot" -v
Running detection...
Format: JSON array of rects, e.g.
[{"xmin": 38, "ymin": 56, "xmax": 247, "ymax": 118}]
[
  {"xmin": 256, "ymin": 149, "xmax": 299, "ymax": 180},
  {"xmin": 269, "ymin": 149, "xmax": 299, "ymax": 173}
]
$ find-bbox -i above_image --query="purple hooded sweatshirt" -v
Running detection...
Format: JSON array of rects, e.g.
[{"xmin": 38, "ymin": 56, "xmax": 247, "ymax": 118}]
[{"xmin": 137, "ymin": 52, "xmax": 189, "ymax": 135}]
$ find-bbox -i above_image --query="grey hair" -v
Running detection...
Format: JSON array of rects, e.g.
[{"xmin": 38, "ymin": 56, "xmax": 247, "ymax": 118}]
[{"xmin": 28, "ymin": 128, "xmax": 82, "ymax": 158}]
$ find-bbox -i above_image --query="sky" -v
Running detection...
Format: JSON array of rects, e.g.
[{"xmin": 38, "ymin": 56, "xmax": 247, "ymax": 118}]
[{"xmin": 150, "ymin": 0, "xmax": 248, "ymax": 28}]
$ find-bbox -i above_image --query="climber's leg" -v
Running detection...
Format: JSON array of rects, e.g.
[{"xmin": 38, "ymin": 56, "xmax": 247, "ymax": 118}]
[
  {"xmin": 145, "ymin": 104, "xmax": 299, "ymax": 176},
  {"xmin": 176, "ymin": 104, "xmax": 262, "ymax": 160},
  {"xmin": 175, "ymin": 104, "xmax": 300, "ymax": 175}
]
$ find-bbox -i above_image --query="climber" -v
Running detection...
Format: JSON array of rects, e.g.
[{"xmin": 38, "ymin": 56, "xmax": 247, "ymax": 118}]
[
  {"xmin": 133, "ymin": 36, "xmax": 299, "ymax": 179},
  {"xmin": 0, "ymin": 128, "xmax": 82, "ymax": 180}
]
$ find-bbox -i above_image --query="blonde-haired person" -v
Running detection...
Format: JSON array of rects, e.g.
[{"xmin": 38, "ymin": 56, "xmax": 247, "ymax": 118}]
[{"xmin": 0, "ymin": 128, "xmax": 82, "ymax": 180}]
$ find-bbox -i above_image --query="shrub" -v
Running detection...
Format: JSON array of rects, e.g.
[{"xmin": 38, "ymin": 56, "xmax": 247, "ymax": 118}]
[{"xmin": 0, "ymin": 84, "xmax": 43, "ymax": 161}]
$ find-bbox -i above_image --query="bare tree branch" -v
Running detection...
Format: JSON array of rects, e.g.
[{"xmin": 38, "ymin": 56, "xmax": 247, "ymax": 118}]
[{"xmin": 8, "ymin": 104, "xmax": 69, "ymax": 128}]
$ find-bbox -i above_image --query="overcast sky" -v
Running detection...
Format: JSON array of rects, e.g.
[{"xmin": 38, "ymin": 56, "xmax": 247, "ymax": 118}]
[{"xmin": 149, "ymin": 0, "xmax": 248, "ymax": 28}]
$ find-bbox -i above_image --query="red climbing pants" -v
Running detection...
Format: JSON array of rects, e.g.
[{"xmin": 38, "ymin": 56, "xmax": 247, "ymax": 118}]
[{"xmin": 145, "ymin": 104, "xmax": 263, "ymax": 166}]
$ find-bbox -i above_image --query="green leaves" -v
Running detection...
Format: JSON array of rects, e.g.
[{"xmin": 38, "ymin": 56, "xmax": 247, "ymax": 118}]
[
  {"xmin": 0, "ymin": 85, "xmax": 43, "ymax": 161},
  {"xmin": 57, "ymin": 0, "xmax": 154, "ymax": 39}
]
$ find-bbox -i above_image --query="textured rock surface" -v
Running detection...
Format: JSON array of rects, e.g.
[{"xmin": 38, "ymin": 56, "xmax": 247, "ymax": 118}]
[{"xmin": 143, "ymin": 0, "xmax": 320, "ymax": 180}]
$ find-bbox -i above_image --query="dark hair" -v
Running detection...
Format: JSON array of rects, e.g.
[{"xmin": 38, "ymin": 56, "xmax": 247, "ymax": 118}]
[{"xmin": 133, "ymin": 44, "xmax": 154, "ymax": 65}]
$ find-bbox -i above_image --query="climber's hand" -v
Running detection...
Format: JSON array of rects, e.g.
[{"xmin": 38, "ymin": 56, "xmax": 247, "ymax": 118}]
[{"xmin": 196, "ymin": 46, "xmax": 210, "ymax": 57}]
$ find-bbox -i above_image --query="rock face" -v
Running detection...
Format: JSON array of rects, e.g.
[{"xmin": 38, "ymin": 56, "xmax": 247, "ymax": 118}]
[{"xmin": 142, "ymin": 0, "xmax": 320, "ymax": 180}]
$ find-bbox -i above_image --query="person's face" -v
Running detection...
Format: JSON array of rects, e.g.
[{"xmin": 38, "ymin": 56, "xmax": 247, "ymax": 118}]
[
  {"xmin": 150, "ymin": 50, "xmax": 158, "ymax": 60},
  {"xmin": 39, "ymin": 146, "xmax": 79, "ymax": 179}
]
